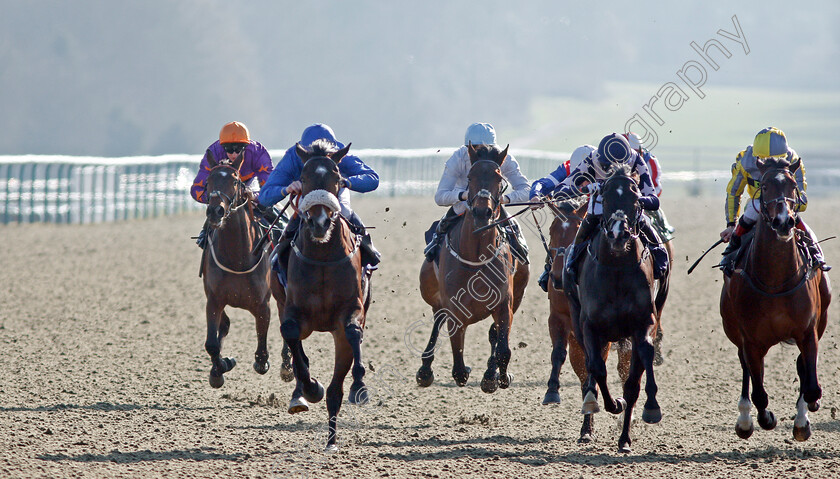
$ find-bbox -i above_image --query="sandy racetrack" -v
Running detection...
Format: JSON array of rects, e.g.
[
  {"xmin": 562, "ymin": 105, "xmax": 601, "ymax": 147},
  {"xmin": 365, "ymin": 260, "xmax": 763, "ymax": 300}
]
[{"xmin": 1, "ymin": 194, "xmax": 839, "ymax": 478}]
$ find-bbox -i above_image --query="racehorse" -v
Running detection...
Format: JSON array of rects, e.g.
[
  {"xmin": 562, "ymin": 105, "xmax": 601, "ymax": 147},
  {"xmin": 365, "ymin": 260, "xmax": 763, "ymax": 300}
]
[
  {"xmin": 201, "ymin": 149, "xmax": 291, "ymax": 388},
  {"xmin": 541, "ymin": 198, "xmax": 632, "ymax": 443},
  {"xmin": 720, "ymin": 156, "xmax": 831, "ymax": 442},
  {"xmin": 280, "ymin": 140, "xmax": 373, "ymax": 451},
  {"xmin": 417, "ymin": 143, "xmax": 529, "ymax": 393},
  {"xmin": 564, "ymin": 164, "xmax": 669, "ymax": 453}
]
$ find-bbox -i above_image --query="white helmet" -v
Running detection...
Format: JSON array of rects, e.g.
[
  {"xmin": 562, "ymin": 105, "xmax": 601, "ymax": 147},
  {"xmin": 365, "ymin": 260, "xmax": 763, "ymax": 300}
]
[
  {"xmin": 624, "ymin": 132, "xmax": 643, "ymax": 151},
  {"xmin": 569, "ymin": 144, "xmax": 596, "ymax": 172}
]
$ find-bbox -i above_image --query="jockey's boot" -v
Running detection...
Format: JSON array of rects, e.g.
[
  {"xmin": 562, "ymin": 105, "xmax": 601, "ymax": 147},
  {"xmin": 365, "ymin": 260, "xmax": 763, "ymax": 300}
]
[
  {"xmin": 274, "ymin": 215, "xmax": 301, "ymax": 269},
  {"xmin": 641, "ymin": 219, "xmax": 669, "ymax": 280},
  {"xmin": 719, "ymin": 218, "xmax": 753, "ymax": 277},
  {"xmin": 564, "ymin": 214, "xmax": 599, "ymax": 286},
  {"xmin": 346, "ymin": 211, "xmax": 381, "ymax": 269},
  {"xmin": 195, "ymin": 219, "xmax": 209, "ymax": 249},
  {"xmin": 538, "ymin": 261, "xmax": 551, "ymax": 293},
  {"xmin": 424, "ymin": 207, "xmax": 460, "ymax": 262},
  {"xmin": 797, "ymin": 218, "xmax": 832, "ymax": 272},
  {"xmin": 658, "ymin": 208, "xmax": 676, "ymax": 234}
]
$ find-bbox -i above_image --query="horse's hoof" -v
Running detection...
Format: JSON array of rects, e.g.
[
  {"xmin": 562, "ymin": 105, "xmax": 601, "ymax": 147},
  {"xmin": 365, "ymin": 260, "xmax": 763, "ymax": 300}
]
[
  {"xmin": 808, "ymin": 400, "xmax": 820, "ymax": 412},
  {"xmin": 578, "ymin": 433, "xmax": 593, "ymax": 444},
  {"xmin": 613, "ymin": 398, "xmax": 627, "ymax": 415},
  {"xmin": 653, "ymin": 351, "xmax": 664, "ymax": 366},
  {"xmin": 542, "ymin": 390, "xmax": 562, "ymax": 405},
  {"xmin": 349, "ymin": 383, "xmax": 369, "ymax": 405},
  {"xmin": 324, "ymin": 443, "xmax": 339, "ymax": 453},
  {"xmin": 793, "ymin": 422, "xmax": 812, "ymax": 442},
  {"xmin": 758, "ymin": 410, "xmax": 777, "ymax": 430},
  {"xmin": 642, "ymin": 406, "xmax": 662, "ymax": 424},
  {"xmin": 735, "ymin": 422, "xmax": 754, "ymax": 439},
  {"xmin": 288, "ymin": 397, "xmax": 309, "ymax": 414},
  {"xmin": 208, "ymin": 372, "xmax": 225, "ymax": 389},
  {"xmin": 618, "ymin": 442, "xmax": 632, "ymax": 454},
  {"xmin": 453, "ymin": 367, "xmax": 472, "ymax": 387},
  {"xmin": 581, "ymin": 391, "xmax": 600, "ymax": 414},
  {"xmin": 499, "ymin": 372, "xmax": 513, "ymax": 389},
  {"xmin": 480, "ymin": 373, "xmax": 499, "ymax": 394},
  {"xmin": 280, "ymin": 366, "xmax": 295, "ymax": 383},
  {"xmin": 303, "ymin": 380, "xmax": 325, "ymax": 403},
  {"xmin": 416, "ymin": 367, "xmax": 434, "ymax": 388},
  {"xmin": 253, "ymin": 360, "xmax": 270, "ymax": 375}
]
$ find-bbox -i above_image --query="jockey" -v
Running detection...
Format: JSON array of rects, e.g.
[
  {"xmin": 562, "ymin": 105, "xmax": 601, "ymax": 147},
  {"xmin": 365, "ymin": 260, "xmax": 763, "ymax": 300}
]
[
  {"xmin": 529, "ymin": 144, "xmax": 595, "ymax": 292},
  {"xmin": 259, "ymin": 123, "xmax": 381, "ymax": 272},
  {"xmin": 423, "ymin": 122, "xmax": 531, "ymax": 264},
  {"xmin": 190, "ymin": 121, "xmax": 275, "ymax": 248},
  {"xmin": 558, "ymin": 133, "xmax": 669, "ymax": 284},
  {"xmin": 718, "ymin": 126, "xmax": 830, "ymax": 275},
  {"xmin": 624, "ymin": 132, "xmax": 675, "ymax": 238}
]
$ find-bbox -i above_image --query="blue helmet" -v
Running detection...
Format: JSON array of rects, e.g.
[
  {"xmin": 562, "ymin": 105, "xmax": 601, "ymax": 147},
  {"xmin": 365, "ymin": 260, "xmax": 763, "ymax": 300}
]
[{"xmin": 597, "ymin": 133, "xmax": 633, "ymax": 170}]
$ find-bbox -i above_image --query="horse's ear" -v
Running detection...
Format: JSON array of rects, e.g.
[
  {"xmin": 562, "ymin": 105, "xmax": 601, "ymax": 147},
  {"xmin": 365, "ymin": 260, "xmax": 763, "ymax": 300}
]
[
  {"xmin": 467, "ymin": 142, "xmax": 478, "ymax": 163},
  {"xmin": 206, "ymin": 148, "xmax": 217, "ymax": 168},
  {"xmin": 790, "ymin": 157, "xmax": 801, "ymax": 173},
  {"xmin": 755, "ymin": 156, "xmax": 766, "ymax": 173},
  {"xmin": 332, "ymin": 142, "xmax": 352, "ymax": 164},
  {"xmin": 296, "ymin": 143, "xmax": 311, "ymax": 163},
  {"xmin": 497, "ymin": 144, "xmax": 509, "ymax": 166}
]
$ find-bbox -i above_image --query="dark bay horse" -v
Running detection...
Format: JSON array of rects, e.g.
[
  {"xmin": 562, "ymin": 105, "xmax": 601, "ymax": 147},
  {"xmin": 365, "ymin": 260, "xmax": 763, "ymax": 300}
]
[
  {"xmin": 201, "ymin": 150, "xmax": 291, "ymax": 388},
  {"xmin": 280, "ymin": 140, "xmax": 372, "ymax": 451},
  {"xmin": 541, "ymin": 198, "xmax": 632, "ymax": 442},
  {"xmin": 417, "ymin": 144, "xmax": 529, "ymax": 393},
  {"xmin": 564, "ymin": 165, "xmax": 669, "ymax": 453},
  {"xmin": 720, "ymin": 157, "xmax": 831, "ymax": 442}
]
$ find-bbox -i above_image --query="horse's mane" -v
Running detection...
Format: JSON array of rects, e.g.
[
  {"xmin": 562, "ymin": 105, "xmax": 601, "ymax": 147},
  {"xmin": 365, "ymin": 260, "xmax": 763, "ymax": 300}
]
[
  {"xmin": 605, "ymin": 163, "xmax": 633, "ymax": 179},
  {"xmin": 307, "ymin": 139, "xmax": 339, "ymax": 157}
]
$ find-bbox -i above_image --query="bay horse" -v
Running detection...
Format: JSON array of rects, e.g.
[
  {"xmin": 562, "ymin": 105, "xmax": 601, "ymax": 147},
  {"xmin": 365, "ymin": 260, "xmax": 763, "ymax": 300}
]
[
  {"xmin": 720, "ymin": 156, "xmax": 830, "ymax": 442},
  {"xmin": 201, "ymin": 149, "xmax": 292, "ymax": 388},
  {"xmin": 417, "ymin": 143, "xmax": 529, "ymax": 393},
  {"xmin": 280, "ymin": 140, "xmax": 373, "ymax": 451},
  {"xmin": 541, "ymin": 198, "xmax": 632, "ymax": 443},
  {"xmin": 564, "ymin": 164, "xmax": 669, "ymax": 453}
]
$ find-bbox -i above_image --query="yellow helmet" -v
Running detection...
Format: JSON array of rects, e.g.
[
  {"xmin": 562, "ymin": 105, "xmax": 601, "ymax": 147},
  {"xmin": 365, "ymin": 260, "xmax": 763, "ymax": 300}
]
[
  {"xmin": 753, "ymin": 127, "xmax": 788, "ymax": 159},
  {"xmin": 219, "ymin": 121, "xmax": 250, "ymax": 144}
]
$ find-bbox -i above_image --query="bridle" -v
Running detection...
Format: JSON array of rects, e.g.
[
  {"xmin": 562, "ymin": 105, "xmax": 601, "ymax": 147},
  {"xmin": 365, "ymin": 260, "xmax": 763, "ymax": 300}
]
[
  {"xmin": 599, "ymin": 174, "xmax": 641, "ymax": 240},
  {"xmin": 207, "ymin": 163, "xmax": 248, "ymax": 223},
  {"xmin": 465, "ymin": 160, "xmax": 505, "ymax": 217},
  {"xmin": 757, "ymin": 167, "xmax": 803, "ymax": 227}
]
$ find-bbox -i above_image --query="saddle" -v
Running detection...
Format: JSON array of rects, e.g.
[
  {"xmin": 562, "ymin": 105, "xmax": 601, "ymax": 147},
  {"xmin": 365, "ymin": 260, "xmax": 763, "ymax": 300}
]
[{"xmin": 720, "ymin": 229, "xmax": 815, "ymax": 277}]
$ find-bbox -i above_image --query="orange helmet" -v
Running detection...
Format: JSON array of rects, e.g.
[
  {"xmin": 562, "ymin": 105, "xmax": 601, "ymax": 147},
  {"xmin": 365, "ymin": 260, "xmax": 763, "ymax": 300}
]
[{"xmin": 219, "ymin": 121, "xmax": 250, "ymax": 144}]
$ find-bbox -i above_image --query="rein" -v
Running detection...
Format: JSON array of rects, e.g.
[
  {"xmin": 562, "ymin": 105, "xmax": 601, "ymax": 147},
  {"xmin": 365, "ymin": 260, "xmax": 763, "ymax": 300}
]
[{"xmin": 206, "ymin": 232, "xmax": 268, "ymax": 275}]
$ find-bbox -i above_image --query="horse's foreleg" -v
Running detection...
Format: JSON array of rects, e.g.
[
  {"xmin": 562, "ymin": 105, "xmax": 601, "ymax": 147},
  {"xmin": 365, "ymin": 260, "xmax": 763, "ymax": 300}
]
[
  {"xmin": 581, "ymin": 325, "xmax": 623, "ymax": 415},
  {"xmin": 617, "ymin": 337, "xmax": 646, "ymax": 453},
  {"xmin": 494, "ymin": 304, "xmax": 514, "ymax": 390},
  {"xmin": 735, "ymin": 348, "xmax": 754, "ymax": 439},
  {"xmin": 325, "ymin": 334, "xmax": 354, "ymax": 452},
  {"xmin": 793, "ymin": 331, "xmax": 821, "ymax": 442},
  {"xmin": 345, "ymin": 313, "xmax": 368, "ymax": 405},
  {"xmin": 743, "ymin": 343, "xmax": 775, "ymax": 431},
  {"xmin": 543, "ymin": 312, "xmax": 570, "ymax": 405},
  {"xmin": 481, "ymin": 323, "xmax": 500, "ymax": 394},
  {"xmin": 253, "ymin": 302, "xmax": 271, "ymax": 375},
  {"xmin": 281, "ymin": 316, "xmax": 324, "ymax": 409},
  {"xmin": 416, "ymin": 308, "xmax": 446, "ymax": 387},
  {"xmin": 205, "ymin": 302, "xmax": 236, "ymax": 388},
  {"xmin": 448, "ymin": 321, "xmax": 471, "ymax": 387}
]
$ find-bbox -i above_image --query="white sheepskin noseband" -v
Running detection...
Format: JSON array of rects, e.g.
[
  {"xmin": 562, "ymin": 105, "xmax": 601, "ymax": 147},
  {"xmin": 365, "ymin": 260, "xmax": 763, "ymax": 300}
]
[{"xmin": 298, "ymin": 189, "xmax": 341, "ymax": 213}]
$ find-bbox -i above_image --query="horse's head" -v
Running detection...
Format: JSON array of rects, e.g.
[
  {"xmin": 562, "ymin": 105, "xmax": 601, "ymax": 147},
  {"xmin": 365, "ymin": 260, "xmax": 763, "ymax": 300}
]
[
  {"xmin": 599, "ymin": 164, "xmax": 642, "ymax": 252},
  {"xmin": 204, "ymin": 148, "xmax": 245, "ymax": 228},
  {"xmin": 466, "ymin": 143, "xmax": 508, "ymax": 228},
  {"xmin": 757, "ymin": 156, "xmax": 801, "ymax": 239},
  {"xmin": 296, "ymin": 139, "xmax": 351, "ymax": 243}
]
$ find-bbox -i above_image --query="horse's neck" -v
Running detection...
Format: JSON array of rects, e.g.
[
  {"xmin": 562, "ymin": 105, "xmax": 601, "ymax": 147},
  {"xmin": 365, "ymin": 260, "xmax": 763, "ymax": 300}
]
[
  {"xmin": 456, "ymin": 213, "xmax": 502, "ymax": 262},
  {"xmin": 215, "ymin": 206, "xmax": 257, "ymax": 256},
  {"xmin": 747, "ymin": 220, "xmax": 801, "ymax": 280},
  {"xmin": 299, "ymin": 218, "xmax": 354, "ymax": 261}
]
